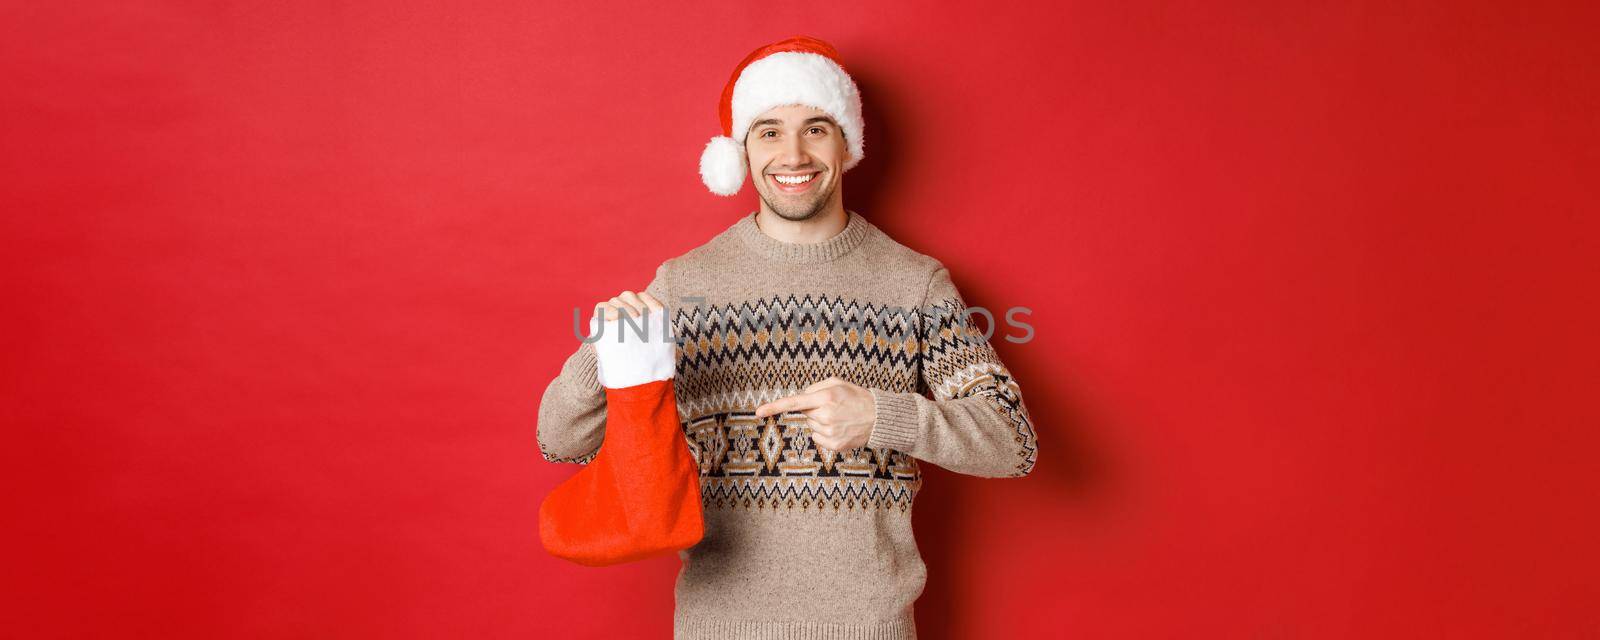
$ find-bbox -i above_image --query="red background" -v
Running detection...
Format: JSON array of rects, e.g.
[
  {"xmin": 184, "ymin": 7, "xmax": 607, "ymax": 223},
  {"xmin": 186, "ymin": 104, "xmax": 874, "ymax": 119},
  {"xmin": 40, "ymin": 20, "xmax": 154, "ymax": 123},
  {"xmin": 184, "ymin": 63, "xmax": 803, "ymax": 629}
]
[{"xmin": 5, "ymin": 1, "xmax": 1597, "ymax": 637}]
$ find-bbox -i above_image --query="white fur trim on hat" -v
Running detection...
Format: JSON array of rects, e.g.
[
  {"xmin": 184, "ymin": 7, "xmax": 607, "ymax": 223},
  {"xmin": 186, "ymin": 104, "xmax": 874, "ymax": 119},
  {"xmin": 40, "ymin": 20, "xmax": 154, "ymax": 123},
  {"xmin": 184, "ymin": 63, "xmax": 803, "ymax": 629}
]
[
  {"xmin": 699, "ymin": 135, "xmax": 746, "ymax": 196},
  {"xmin": 729, "ymin": 51, "xmax": 865, "ymax": 173}
]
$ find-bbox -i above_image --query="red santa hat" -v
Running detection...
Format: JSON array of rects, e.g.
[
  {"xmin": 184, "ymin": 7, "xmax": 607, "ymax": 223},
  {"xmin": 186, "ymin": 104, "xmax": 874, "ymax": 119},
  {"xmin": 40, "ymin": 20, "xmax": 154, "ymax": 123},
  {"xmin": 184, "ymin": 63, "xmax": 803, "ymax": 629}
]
[{"xmin": 698, "ymin": 35, "xmax": 865, "ymax": 196}]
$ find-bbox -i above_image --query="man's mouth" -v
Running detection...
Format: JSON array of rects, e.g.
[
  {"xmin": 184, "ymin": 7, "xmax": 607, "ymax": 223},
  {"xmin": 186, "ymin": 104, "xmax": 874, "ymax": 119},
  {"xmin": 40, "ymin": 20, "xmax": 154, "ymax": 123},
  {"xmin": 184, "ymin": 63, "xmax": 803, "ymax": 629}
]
[{"xmin": 768, "ymin": 171, "xmax": 821, "ymax": 194}]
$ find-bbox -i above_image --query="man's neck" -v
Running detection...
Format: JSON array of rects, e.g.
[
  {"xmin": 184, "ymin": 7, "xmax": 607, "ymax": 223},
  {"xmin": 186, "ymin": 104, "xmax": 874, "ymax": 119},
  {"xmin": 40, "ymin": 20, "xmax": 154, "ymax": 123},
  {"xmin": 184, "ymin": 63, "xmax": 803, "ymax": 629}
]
[{"xmin": 753, "ymin": 204, "xmax": 849, "ymax": 244}]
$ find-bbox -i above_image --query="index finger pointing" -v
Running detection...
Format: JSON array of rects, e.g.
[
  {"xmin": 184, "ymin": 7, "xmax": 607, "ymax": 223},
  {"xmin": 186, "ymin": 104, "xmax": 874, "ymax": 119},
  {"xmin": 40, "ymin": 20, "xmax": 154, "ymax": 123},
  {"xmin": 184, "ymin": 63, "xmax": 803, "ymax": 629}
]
[{"xmin": 754, "ymin": 390, "xmax": 830, "ymax": 418}]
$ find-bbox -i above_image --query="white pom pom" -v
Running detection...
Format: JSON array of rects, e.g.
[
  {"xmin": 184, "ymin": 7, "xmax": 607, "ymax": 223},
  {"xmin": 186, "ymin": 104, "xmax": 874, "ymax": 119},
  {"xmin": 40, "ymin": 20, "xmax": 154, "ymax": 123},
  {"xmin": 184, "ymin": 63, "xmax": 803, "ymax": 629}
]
[{"xmin": 699, "ymin": 135, "xmax": 746, "ymax": 196}]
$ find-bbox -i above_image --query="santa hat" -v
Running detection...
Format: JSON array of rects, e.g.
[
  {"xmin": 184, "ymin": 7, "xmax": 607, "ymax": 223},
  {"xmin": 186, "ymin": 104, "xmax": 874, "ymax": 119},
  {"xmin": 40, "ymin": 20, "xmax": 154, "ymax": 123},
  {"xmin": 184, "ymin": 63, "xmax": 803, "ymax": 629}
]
[{"xmin": 698, "ymin": 35, "xmax": 865, "ymax": 196}]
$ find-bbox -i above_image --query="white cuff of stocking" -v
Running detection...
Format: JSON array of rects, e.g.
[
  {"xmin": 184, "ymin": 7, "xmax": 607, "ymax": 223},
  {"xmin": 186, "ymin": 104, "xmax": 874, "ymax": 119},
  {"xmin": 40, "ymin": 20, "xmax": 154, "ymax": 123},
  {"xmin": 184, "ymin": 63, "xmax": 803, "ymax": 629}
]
[{"xmin": 589, "ymin": 307, "xmax": 676, "ymax": 388}]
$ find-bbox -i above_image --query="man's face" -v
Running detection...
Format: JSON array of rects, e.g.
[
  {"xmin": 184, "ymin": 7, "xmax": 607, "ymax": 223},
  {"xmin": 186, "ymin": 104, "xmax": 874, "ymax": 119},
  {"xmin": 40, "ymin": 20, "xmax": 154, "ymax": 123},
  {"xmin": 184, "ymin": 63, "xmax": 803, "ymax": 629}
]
[{"xmin": 745, "ymin": 104, "xmax": 849, "ymax": 221}]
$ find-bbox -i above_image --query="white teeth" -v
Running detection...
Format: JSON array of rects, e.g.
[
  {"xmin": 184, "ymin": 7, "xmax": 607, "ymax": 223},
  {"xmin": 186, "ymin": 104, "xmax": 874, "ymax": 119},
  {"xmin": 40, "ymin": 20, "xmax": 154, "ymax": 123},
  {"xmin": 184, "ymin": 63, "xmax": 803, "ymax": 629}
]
[{"xmin": 773, "ymin": 173, "xmax": 816, "ymax": 185}]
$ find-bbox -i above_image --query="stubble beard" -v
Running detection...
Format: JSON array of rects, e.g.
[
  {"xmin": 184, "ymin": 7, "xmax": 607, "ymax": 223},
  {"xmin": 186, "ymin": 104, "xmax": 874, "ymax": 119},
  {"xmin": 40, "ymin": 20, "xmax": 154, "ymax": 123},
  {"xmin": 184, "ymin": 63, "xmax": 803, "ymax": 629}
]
[{"xmin": 758, "ymin": 172, "xmax": 835, "ymax": 222}]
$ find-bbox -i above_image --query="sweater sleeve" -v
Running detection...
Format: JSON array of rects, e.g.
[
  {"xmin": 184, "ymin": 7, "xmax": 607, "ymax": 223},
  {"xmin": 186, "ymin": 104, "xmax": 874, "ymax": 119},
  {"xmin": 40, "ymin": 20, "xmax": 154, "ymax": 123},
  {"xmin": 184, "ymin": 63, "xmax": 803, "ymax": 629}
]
[
  {"xmin": 863, "ymin": 264, "xmax": 1039, "ymax": 478},
  {"xmin": 536, "ymin": 261, "xmax": 672, "ymax": 465}
]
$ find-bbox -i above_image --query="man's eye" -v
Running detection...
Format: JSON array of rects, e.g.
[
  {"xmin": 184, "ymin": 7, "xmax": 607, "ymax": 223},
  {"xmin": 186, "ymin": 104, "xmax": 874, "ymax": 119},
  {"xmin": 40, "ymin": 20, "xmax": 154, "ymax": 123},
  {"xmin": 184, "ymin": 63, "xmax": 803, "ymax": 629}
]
[
  {"xmin": 762, "ymin": 130, "xmax": 776, "ymax": 138},
  {"xmin": 808, "ymin": 127, "xmax": 824, "ymax": 135}
]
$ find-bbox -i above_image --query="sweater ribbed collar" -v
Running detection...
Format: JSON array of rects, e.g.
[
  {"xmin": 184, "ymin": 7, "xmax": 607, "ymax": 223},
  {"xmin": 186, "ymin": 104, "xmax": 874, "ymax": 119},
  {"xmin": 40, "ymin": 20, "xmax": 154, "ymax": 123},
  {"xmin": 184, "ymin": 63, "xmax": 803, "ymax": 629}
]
[{"xmin": 733, "ymin": 209, "xmax": 871, "ymax": 264}]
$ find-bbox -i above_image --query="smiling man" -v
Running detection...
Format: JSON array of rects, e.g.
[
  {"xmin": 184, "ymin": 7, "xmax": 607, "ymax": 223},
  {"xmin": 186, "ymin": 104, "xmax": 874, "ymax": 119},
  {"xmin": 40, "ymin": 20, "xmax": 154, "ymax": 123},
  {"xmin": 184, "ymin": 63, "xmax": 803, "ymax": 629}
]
[
  {"xmin": 536, "ymin": 35, "xmax": 1039, "ymax": 640},
  {"xmin": 746, "ymin": 107, "xmax": 843, "ymax": 221}
]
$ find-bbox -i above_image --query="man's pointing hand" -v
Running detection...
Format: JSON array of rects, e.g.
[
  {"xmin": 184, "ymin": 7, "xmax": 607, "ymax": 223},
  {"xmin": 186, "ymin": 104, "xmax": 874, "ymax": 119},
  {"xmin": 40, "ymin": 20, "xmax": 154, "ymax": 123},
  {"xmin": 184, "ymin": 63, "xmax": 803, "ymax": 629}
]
[{"xmin": 754, "ymin": 376, "xmax": 877, "ymax": 451}]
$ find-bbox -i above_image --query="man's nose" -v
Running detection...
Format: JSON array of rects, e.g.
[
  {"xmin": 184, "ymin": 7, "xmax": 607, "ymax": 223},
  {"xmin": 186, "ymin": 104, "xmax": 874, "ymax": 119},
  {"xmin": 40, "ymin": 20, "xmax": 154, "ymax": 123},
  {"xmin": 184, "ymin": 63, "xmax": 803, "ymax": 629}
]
[{"xmin": 778, "ymin": 134, "xmax": 808, "ymax": 166}]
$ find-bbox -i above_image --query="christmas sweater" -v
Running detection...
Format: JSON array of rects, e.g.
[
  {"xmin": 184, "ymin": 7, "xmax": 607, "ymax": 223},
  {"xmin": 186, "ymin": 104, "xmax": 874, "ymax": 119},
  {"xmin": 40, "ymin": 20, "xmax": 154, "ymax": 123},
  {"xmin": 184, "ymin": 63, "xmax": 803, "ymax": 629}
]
[{"xmin": 536, "ymin": 210, "xmax": 1039, "ymax": 639}]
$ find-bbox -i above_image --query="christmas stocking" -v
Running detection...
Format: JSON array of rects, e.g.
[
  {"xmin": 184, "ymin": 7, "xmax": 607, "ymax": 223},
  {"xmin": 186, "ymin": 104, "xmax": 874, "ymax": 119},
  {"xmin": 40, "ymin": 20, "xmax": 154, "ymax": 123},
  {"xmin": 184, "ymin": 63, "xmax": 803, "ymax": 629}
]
[{"xmin": 539, "ymin": 307, "xmax": 704, "ymax": 566}]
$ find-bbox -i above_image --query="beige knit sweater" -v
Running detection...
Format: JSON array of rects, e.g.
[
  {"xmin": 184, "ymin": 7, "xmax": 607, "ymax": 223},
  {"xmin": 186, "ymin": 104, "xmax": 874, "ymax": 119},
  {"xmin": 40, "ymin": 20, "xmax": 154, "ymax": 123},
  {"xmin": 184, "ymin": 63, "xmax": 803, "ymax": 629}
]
[{"xmin": 537, "ymin": 210, "xmax": 1039, "ymax": 639}]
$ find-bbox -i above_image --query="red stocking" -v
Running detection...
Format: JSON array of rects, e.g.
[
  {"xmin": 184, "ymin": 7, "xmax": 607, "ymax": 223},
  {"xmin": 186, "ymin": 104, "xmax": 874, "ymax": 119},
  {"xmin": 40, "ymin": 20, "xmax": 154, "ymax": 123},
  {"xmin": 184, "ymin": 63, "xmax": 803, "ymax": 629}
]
[{"xmin": 539, "ymin": 379, "xmax": 703, "ymax": 566}]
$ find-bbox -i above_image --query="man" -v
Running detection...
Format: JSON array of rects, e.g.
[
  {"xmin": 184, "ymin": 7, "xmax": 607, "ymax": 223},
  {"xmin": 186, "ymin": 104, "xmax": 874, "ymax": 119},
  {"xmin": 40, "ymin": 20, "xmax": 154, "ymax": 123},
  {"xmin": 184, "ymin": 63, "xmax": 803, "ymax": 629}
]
[{"xmin": 537, "ymin": 35, "xmax": 1039, "ymax": 640}]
